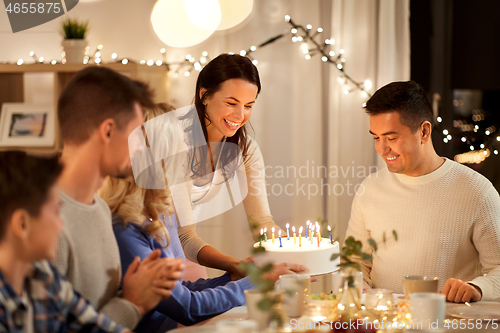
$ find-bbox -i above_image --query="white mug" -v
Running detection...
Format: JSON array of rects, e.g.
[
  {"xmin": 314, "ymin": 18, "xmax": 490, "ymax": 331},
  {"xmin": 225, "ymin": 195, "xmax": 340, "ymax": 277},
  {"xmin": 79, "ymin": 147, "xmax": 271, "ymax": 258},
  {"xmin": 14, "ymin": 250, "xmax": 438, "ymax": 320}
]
[
  {"xmin": 275, "ymin": 274, "xmax": 310, "ymax": 317},
  {"xmin": 410, "ymin": 292, "xmax": 446, "ymax": 330}
]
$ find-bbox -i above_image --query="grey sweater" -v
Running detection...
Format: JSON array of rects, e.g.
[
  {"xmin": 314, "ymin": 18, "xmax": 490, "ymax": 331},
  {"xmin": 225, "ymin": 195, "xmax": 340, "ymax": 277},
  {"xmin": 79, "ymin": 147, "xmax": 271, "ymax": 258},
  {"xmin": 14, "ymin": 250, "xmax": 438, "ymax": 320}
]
[{"xmin": 54, "ymin": 191, "xmax": 141, "ymax": 329}]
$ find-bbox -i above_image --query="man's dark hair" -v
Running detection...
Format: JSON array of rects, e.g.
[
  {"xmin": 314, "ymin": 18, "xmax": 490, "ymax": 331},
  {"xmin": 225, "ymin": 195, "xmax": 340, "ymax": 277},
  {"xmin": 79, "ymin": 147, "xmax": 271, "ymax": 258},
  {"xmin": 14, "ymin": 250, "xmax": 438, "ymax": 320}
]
[
  {"xmin": 364, "ymin": 81, "xmax": 433, "ymax": 133},
  {"xmin": 0, "ymin": 151, "xmax": 63, "ymax": 240},
  {"xmin": 58, "ymin": 66, "xmax": 155, "ymax": 144}
]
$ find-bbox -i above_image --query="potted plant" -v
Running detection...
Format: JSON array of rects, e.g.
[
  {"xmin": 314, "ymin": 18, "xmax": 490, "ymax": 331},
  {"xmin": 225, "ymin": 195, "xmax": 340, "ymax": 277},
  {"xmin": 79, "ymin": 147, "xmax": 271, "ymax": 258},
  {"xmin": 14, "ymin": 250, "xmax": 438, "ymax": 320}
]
[
  {"xmin": 240, "ymin": 246, "xmax": 291, "ymax": 332},
  {"xmin": 331, "ymin": 231, "xmax": 397, "ymax": 321},
  {"xmin": 60, "ymin": 18, "xmax": 89, "ymax": 63}
]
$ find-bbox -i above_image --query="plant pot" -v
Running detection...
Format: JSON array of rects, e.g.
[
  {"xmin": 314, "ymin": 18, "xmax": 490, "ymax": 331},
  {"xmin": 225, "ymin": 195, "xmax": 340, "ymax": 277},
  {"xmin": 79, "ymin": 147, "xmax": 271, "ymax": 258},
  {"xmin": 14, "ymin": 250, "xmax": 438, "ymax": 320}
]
[
  {"xmin": 244, "ymin": 289, "xmax": 291, "ymax": 332},
  {"xmin": 62, "ymin": 39, "xmax": 87, "ymax": 63}
]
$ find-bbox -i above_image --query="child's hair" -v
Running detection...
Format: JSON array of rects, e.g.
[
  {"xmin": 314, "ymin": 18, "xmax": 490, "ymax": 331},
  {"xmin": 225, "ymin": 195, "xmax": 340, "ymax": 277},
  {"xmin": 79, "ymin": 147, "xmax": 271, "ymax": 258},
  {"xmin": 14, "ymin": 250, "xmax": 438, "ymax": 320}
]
[
  {"xmin": 99, "ymin": 103, "xmax": 176, "ymax": 247},
  {"xmin": 0, "ymin": 151, "xmax": 63, "ymax": 240}
]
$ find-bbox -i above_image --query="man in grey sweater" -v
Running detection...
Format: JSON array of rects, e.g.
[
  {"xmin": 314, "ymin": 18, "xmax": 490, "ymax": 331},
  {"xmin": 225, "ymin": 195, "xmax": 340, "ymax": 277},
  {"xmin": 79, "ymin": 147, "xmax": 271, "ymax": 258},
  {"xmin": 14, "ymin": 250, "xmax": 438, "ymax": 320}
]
[{"xmin": 54, "ymin": 66, "xmax": 185, "ymax": 329}]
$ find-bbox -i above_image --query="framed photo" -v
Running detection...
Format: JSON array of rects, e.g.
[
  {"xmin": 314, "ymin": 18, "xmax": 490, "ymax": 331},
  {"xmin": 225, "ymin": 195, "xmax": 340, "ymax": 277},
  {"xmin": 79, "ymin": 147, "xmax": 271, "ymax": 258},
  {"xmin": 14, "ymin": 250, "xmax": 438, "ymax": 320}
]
[{"xmin": 0, "ymin": 103, "xmax": 55, "ymax": 147}]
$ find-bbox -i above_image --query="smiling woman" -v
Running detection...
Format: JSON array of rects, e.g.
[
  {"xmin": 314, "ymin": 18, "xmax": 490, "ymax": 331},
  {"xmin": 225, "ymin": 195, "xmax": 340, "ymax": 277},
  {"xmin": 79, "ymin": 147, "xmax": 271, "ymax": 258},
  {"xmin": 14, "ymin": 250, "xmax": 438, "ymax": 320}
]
[{"xmin": 174, "ymin": 54, "xmax": 298, "ymax": 281}]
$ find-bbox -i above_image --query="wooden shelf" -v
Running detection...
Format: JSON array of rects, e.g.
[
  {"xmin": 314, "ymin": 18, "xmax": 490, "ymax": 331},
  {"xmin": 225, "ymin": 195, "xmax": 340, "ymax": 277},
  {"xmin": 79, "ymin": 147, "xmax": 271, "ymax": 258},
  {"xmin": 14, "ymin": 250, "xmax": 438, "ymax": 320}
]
[{"xmin": 0, "ymin": 62, "xmax": 169, "ymax": 155}]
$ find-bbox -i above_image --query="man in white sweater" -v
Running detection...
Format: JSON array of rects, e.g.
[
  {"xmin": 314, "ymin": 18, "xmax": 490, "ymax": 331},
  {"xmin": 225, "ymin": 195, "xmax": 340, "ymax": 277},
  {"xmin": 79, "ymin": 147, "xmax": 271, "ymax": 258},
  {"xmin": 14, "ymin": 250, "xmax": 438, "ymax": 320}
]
[
  {"xmin": 345, "ymin": 81, "xmax": 500, "ymax": 303},
  {"xmin": 55, "ymin": 67, "xmax": 184, "ymax": 329}
]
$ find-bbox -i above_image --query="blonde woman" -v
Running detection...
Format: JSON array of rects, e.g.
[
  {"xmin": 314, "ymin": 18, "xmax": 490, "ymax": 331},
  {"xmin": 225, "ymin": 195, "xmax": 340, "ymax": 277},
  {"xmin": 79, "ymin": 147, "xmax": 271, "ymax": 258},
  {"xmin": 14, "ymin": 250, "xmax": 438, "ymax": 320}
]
[{"xmin": 100, "ymin": 104, "xmax": 300, "ymax": 332}]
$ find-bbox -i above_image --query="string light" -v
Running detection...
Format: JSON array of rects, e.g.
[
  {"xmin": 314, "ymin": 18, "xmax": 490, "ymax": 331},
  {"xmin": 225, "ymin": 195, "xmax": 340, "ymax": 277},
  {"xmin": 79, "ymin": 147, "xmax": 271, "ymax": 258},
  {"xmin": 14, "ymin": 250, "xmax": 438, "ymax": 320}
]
[{"xmin": 11, "ymin": 15, "xmax": 370, "ymax": 98}]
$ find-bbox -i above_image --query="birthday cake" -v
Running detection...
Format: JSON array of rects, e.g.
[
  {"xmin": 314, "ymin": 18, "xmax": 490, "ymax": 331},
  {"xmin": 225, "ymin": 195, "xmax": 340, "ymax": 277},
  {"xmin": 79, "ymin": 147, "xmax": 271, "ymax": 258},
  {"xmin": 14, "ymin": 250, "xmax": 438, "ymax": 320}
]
[{"xmin": 253, "ymin": 237, "xmax": 340, "ymax": 276}]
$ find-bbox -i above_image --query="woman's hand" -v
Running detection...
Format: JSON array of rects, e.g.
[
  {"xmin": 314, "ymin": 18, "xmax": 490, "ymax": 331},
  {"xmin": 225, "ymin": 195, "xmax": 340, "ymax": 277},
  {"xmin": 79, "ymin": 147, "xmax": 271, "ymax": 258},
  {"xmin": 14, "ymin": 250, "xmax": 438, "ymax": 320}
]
[
  {"xmin": 263, "ymin": 263, "xmax": 307, "ymax": 284},
  {"xmin": 229, "ymin": 256, "xmax": 253, "ymax": 281}
]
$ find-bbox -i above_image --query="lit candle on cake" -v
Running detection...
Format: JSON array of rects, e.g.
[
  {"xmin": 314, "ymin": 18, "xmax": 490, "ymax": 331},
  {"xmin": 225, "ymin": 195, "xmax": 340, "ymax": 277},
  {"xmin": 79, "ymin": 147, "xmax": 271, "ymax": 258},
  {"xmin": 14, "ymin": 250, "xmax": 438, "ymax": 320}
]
[
  {"xmin": 260, "ymin": 229, "xmax": 263, "ymax": 247},
  {"xmin": 279, "ymin": 230, "xmax": 282, "ymax": 247},
  {"xmin": 316, "ymin": 224, "xmax": 320, "ymax": 247},
  {"xmin": 299, "ymin": 226, "xmax": 303, "ymax": 247},
  {"xmin": 316, "ymin": 222, "xmax": 321, "ymax": 242},
  {"xmin": 292, "ymin": 226, "xmax": 296, "ymax": 244},
  {"xmin": 264, "ymin": 227, "xmax": 267, "ymax": 242},
  {"xmin": 305, "ymin": 220, "xmax": 310, "ymax": 238},
  {"xmin": 286, "ymin": 223, "xmax": 290, "ymax": 240},
  {"xmin": 272, "ymin": 227, "xmax": 275, "ymax": 244},
  {"xmin": 328, "ymin": 226, "xmax": 333, "ymax": 244}
]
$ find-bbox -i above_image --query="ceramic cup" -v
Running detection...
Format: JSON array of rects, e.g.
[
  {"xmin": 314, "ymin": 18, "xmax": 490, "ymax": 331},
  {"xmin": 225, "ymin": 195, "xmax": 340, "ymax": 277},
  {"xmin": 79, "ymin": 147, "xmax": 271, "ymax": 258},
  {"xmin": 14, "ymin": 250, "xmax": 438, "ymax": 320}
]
[
  {"xmin": 244, "ymin": 289, "xmax": 284, "ymax": 331},
  {"xmin": 275, "ymin": 274, "xmax": 310, "ymax": 317},
  {"xmin": 216, "ymin": 319, "xmax": 258, "ymax": 333},
  {"xmin": 402, "ymin": 275, "xmax": 439, "ymax": 298},
  {"xmin": 410, "ymin": 292, "xmax": 446, "ymax": 330}
]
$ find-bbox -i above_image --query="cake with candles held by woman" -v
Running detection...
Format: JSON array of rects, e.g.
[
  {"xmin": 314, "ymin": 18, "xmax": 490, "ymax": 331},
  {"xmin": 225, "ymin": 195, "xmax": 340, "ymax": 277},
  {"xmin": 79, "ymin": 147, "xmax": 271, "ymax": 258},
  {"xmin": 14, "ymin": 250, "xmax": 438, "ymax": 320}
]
[{"xmin": 253, "ymin": 221, "xmax": 340, "ymax": 276}]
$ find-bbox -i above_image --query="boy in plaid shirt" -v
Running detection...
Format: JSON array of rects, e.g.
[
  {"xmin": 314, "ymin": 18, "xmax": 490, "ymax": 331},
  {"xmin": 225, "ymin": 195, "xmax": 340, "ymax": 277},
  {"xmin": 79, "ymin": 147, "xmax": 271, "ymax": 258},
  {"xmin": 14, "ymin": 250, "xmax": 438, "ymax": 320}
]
[{"xmin": 0, "ymin": 151, "xmax": 129, "ymax": 333}]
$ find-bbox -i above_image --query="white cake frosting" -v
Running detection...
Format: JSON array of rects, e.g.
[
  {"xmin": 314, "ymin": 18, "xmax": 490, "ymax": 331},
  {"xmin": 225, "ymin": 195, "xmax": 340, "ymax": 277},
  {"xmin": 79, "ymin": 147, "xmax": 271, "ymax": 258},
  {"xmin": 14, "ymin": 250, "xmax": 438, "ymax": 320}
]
[{"xmin": 253, "ymin": 237, "xmax": 340, "ymax": 276}]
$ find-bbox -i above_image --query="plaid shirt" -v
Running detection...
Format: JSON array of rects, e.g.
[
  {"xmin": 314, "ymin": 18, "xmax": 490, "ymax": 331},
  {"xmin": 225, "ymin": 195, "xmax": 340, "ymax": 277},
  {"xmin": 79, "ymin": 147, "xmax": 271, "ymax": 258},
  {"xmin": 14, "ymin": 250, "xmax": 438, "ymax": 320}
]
[{"xmin": 0, "ymin": 261, "xmax": 128, "ymax": 333}]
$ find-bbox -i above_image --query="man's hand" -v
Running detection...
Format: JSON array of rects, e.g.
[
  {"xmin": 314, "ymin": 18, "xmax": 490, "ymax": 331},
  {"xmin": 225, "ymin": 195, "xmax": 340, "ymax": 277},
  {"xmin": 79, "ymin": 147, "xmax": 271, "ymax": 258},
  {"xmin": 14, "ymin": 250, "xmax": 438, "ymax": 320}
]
[
  {"xmin": 263, "ymin": 263, "xmax": 307, "ymax": 284},
  {"xmin": 122, "ymin": 250, "xmax": 183, "ymax": 315},
  {"xmin": 440, "ymin": 278, "xmax": 482, "ymax": 303}
]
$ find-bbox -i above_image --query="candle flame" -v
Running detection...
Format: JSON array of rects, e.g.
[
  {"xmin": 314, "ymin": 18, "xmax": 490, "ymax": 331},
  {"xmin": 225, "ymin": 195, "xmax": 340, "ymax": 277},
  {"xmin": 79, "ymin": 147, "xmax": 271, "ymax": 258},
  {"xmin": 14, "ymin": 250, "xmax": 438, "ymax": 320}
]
[
  {"xmin": 264, "ymin": 227, "xmax": 267, "ymax": 232},
  {"xmin": 328, "ymin": 226, "xmax": 331, "ymax": 231},
  {"xmin": 272, "ymin": 227, "xmax": 275, "ymax": 232},
  {"xmin": 299, "ymin": 226, "xmax": 303, "ymax": 234},
  {"xmin": 286, "ymin": 223, "xmax": 289, "ymax": 228},
  {"xmin": 279, "ymin": 230, "xmax": 281, "ymax": 236},
  {"xmin": 306, "ymin": 220, "xmax": 310, "ymax": 225},
  {"xmin": 292, "ymin": 226, "xmax": 296, "ymax": 232},
  {"xmin": 260, "ymin": 228, "xmax": 263, "ymax": 235},
  {"xmin": 316, "ymin": 225, "xmax": 319, "ymax": 232}
]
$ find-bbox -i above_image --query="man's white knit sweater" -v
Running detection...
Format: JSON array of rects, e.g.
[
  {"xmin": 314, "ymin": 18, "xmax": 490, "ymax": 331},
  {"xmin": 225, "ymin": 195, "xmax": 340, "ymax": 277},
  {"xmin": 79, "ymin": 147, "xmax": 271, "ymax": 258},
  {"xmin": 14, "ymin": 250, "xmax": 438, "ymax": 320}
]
[
  {"xmin": 345, "ymin": 158, "xmax": 500, "ymax": 301},
  {"xmin": 54, "ymin": 192, "xmax": 141, "ymax": 329}
]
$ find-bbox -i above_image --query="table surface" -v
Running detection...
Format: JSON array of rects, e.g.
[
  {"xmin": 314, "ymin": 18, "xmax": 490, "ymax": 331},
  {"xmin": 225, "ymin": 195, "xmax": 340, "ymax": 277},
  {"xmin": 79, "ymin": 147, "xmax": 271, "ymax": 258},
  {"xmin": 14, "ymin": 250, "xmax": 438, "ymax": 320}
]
[{"xmin": 169, "ymin": 302, "xmax": 500, "ymax": 333}]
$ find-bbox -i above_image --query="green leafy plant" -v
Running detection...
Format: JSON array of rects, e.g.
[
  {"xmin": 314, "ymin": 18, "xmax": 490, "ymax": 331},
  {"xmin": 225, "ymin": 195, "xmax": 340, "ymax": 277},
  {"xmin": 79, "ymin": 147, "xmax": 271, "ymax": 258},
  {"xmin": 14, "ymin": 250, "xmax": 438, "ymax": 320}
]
[
  {"xmin": 239, "ymin": 246, "xmax": 279, "ymax": 311},
  {"xmin": 331, "ymin": 231, "xmax": 398, "ymax": 286},
  {"xmin": 60, "ymin": 18, "xmax": 89, "ymax": 39}
]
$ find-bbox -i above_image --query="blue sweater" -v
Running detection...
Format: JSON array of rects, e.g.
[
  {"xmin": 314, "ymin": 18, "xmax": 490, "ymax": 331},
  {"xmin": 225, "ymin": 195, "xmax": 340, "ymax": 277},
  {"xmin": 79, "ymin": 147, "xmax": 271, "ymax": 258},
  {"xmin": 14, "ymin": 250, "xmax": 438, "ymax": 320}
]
[{"xmin": 112, "ymin": 215, "xmax": 253, "ymax": 332}]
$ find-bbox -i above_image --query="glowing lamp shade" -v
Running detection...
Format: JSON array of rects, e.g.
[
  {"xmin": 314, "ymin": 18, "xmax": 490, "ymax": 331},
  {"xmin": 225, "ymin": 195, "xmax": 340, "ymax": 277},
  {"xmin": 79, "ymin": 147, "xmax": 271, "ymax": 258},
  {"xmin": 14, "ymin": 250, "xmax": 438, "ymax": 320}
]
[
  {"xmin": 151, "ymin": 0, "xmax": 218, "ymax": 48},
  {"xmin": 184, "ymin": 0, "xmax": 221, "ymax": 30},
  {"xmin": 216, "ymin": 0, "xmax": 253, "ymax": 30}
]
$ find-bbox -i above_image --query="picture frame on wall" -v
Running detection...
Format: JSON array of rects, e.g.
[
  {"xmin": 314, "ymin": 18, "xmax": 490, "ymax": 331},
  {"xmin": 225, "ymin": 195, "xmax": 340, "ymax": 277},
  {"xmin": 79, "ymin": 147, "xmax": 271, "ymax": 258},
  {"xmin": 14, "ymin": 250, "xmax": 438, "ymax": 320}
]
[{"xmin": 0, "ymin": 103, "xmax": 55, "ymax": 147}]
